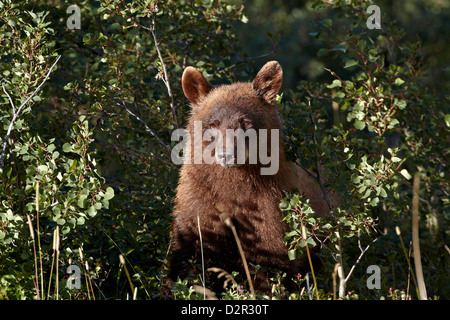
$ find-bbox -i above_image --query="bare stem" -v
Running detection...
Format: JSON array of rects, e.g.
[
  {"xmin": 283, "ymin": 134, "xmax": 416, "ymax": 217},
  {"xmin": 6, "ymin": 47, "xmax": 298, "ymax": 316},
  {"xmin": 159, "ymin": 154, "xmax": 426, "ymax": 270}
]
[
  {"xmin": 26, "ymin": 213, "xmax": 40, "ymax": 300},
  {"xmin": 217, "ymin": 206, "xmax": 255, "ymax": 299},
  {"xmin": 36, "ymin": 182, "xmax": 44, "ymax": 299},
  {"xmin": 116, "ymin": 99, "xmax": 172, "ymax": 154},
  {"xmin": 412, "ymin": 173, "xmax": 428, "ymax": 300},
  {"xmin": 150, "ymin": 13, "xmax": 178, "ymax": 129},
  {"xmin": 197, "ymin": 214, "xmax": 206, "ymax": 300},
  {"xmin": 0, "ymin": 55, "xmax": 61, "ymax": 169},
  {"xmin": 302, "ymin": 223, "xmax": 319, "ymax": 300},
  {"xmin": 307, "ymin": 101, "xmax": 333, "ymax": 211}
]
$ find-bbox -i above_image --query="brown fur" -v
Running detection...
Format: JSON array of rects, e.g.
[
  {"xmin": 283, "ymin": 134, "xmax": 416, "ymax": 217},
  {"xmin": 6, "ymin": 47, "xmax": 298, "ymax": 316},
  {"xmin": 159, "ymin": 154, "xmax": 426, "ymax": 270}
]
[{"xmin": 168, "ymin": 61, "xmax": 332, "ymax": 292}]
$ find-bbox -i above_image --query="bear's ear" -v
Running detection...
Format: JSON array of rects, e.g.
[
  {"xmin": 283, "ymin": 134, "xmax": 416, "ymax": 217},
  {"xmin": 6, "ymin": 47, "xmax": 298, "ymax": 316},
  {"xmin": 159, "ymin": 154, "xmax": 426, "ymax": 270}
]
[
  {"xmin": 182, "ymin": 67, "xmax": 212, "ymax": 105},
  {"xmin": 252, "ymin": 61, "xmax": 283, "ymax": 104}
]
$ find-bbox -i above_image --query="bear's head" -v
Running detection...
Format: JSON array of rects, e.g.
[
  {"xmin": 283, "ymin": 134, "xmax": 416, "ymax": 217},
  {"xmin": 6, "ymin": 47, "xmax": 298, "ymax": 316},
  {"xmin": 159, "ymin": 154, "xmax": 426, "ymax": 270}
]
[{"xmin": 181, "ymin": 61, "xmax": 283, "ymax": 175}]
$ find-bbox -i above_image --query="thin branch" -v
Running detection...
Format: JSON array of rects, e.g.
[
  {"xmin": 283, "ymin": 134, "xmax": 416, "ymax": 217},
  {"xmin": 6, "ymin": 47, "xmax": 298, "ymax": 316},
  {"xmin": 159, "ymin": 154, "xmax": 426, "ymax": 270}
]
[
  {"xmin": 344, "ymin": 237, "xmax": 379, "ymax": 283},
  {"xmin": 197, "ymin": 214, "xmax": 206, "ymax": 300},
  {"xmin": 114, "ymin": 139, "xmax": 176, "ymax": 167},
  {"xmin": 0, "ymin": 55, "xmax": 61, "ymax": 169},
  {"xmin": 308, "ymin": 101, "xmax": 333, "ymax": 211},
  {"xmin": 149, "ymin": 13, "xmax": 178, "ymax": 129},
  {"xmin": 216, "ymin": 49, "xmax": 277, "ymax": 78},
  {"xmin": 115, "ymin": 99, "xmax": 172, "ymax": 154},
  {"xmin": 217, "ymin": 206, "xmax": 255, "ymax": 299},
  {"xmin": 2, "ymin": 83, "xmax": 15, "ymax": 114}
]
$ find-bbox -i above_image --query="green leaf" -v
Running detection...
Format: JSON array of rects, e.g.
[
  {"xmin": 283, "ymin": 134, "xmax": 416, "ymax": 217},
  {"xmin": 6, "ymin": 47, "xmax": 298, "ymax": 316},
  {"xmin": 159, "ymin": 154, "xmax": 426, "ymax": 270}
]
[
  {"xmin": 400, "ymin": 169, "xmax": 412, "ymax": 180},
  {"xmin": 336, "ymin": 91, "xmax": 345, "ymax": 98},
  {"xmin": 104, "ymin": 187, "xmax": 115, "ymax": 200},
  {"xmin": 387, "ymin": 118, "xmax": 399, "ymax": 129},
  {"xmin": 351, "ymin": 174, "xmax": 361, "ymax": 184},
  {"xmin": 94, "ymin": 202, "xmax": 102, "ymax": 210},
  {"xmin": 109, "ymin": 22, "xmax": 122, "ymax": 31},
  {"xmin": 288, "ymin": 249, "xmax": 297, "ymax": 261},
  {"xmin": 279, "ymin": 201, "xmax": 290, "ymax": 210},
  {"xmin": 331, "ymin": 42, "xmax": 347, "ymax": 53},
  {"xmin": 397, "ymin": 100, "xmax": 407, "ymax": 110},
  {"xmin": 77, "ymin": 216, "xmax": 85, "ymax": 225},
  {"xmin": 344, "ymin": 59, "xmax": 358, "ymax": 68},
  {"xmin": 345, "ymin": 80, "xmax": 354, "ymax": 89},
  {"xmin": 285, "ymin": 231, "xmax": 296, "ymax": 240},
  {"xmin": 37, "ymin": 165, "xmax": 48, "ymax": 175},
  {"xmin": 87, "ymin": 206, "xmax": 97, "ymax": 217},
  {"xmin": 354, "ymin": 119, "xmax": 366, "ymax": 130},
  {"xmin": 322, "ymin": 223, "xmax": 333, "ymax": 229},
  {"xmin": 394, "ymin": 78, "xmax": 405, "ymax": 86},
  {"xmin": 82, "ymin": 33, "xmax": 92, "ymax": 43},
  {"xmin": 306, "ymin": 238, "xmax": 316, "ymax": 247},
  {"xmin": 298, "ymin": 239, "xmax": 307, "ymax": 248},
  {"xmin": 307, "ymin": 217, "xmax": 316, "ymax": 224},
  {"xmin": 444, "ymin": 114, "xmax": 450, "ymax": 127},
  {"xmin": 361, "ymin": 188, "xmax": 372, "ymax": 199},
  {"xmin": 62, "ymin": 143, "xmax": 72, "ymax": 153},
  {"xmin": 327, "ymin": 79, "xmax": 342, "ymax": 89},
  {"xmin": 370, "ymin": 197, "xmax": 379, "ymax": 206},
  {"xmin": 78, "ymin": 194, "xmax": 88, "ymax": 208}
]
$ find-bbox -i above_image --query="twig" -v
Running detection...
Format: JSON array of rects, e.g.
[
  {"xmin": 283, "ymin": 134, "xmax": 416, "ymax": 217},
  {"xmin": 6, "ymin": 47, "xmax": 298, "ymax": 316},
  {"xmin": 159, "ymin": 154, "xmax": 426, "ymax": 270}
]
[
  {"xmin": 54, "ymin": 225, "xmax": 60, "ymax": 300},
  {"xmin": 197, "ymin": 214, "xmax": 206, "ymax": 300},
  {"xmin": 116, "ymin": 99, "xmax": 172, "ymax": 154},
  {"xmin": 46, "ymin": 227, "xmax": 59, "ymax": 299},
  {"xmin": 119, "ymin": 254, "xmax": 135, "ymax": 297},
  {"xmin": 111, "ymin": 137, "xmax": 176, "ymax": 167},
  {"xmin": 445, "ymin": 245, "xmax": 450, "ymax": 256},
  {"xmin": 150, "ymin": 13, "xmax": 178, "ymax": 129},
  {"xmin": 0, "ymin": 55, "xmax": 61, "ymax": 169},
  {"xmin": 36, "ymin": 182, "xmax": 44, "ymax": 299},
  {"xmin": 2, "ymin": 83, "xmax": 15, "ymax": 114},
  {"xmin": 99, "ymin": 227, "xmax": 151, "ymax": 299},
  {"xmin": 217, "ymin": 206, "xmax": 255, "ymax": 299},
  {"xmin": 344, "ymin": 237, "xmax": 379, "ymax": 283},
  {"xmin": 395, "ymin": 226, "xmax": 419, "ymax": 298},
  {"xmin": 79, "ymin": 247, "xmax": 95, "ymax": 300},
  {"xmin": 302, "ymin": 223, "xmax": 319, "ymax": 300},
  {"xmin": 207, "ymin": 267, "xmax": 239, "ymax": 289},
  {"xmin": 216, "ymin": 50, "xmax": 277, "ymax": 78},
  {"xmin": 307, "ymin": 101, "xmax": 333, "ymax": 211},
  {"xmin": 26, "ymin": 213, "xmax": 40, "ymax": 300}
]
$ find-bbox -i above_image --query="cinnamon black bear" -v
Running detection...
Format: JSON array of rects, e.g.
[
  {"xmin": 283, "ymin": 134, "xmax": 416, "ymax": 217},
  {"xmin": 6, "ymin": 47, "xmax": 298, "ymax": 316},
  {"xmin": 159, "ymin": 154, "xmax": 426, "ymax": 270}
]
[{"xmin": 168, "ymin": 61, "xmax": 332, "ymax": 292}]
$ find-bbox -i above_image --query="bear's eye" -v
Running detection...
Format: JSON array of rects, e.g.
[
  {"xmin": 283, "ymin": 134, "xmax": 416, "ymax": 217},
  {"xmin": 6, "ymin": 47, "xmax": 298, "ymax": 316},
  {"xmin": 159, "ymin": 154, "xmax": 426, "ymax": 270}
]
[
  {"xmin": 241, "ymin": 119, "xmax": 253, "ymax": 130},
  {"xmin": 209, "ymin": 120, "xmax": 220, "ymax": 129}
]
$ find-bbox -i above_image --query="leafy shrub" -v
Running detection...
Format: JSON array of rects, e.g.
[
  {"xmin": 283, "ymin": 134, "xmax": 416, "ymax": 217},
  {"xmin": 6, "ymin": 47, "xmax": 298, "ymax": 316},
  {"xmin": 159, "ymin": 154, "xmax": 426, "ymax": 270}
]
[
  {"xmin": 1, "ymin": 0, "xmax": 247, "ymax": 299},
  {"xmin": 0, "ymin": 0, "xmax": 448, "ymax": 300},
  {"xmin": 278, "ymin": 0, "xmax": 449, "ymax": 299}
]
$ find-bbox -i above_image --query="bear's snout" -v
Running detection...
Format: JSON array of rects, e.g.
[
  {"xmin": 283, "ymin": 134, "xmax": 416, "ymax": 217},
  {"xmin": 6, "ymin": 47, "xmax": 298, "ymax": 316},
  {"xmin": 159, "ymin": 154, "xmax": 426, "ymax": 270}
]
[{"xmin": 216, "ymin": 149, "xmax": 235, "ymax": 167}]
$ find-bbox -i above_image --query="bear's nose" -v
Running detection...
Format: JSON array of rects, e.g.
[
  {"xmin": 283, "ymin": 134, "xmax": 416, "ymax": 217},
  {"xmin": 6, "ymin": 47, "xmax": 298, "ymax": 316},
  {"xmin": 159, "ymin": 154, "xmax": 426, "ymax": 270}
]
[{"xmin": 217, "ymin": 151, "xmax": 235, "ymax": 167}]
